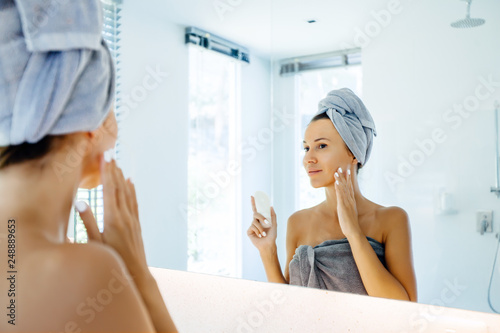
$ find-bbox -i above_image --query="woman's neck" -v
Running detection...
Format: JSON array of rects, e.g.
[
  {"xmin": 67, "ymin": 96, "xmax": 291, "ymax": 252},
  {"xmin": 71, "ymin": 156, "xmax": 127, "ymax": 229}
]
[
  {"xmin": 0, "ymin": 153, "xmax": 83, "ymax": 244},
  {"xmin": 323, "ymin": 171, "xmax": 369, "ymax": 217}
]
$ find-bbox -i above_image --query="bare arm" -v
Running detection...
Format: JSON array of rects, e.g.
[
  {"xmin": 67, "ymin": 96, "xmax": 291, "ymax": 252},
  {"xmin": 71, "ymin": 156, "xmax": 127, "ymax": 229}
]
[
  {"xmin": 259, "ymin": 245, "xmax": 288, "ymax": 284},
  {"xmin": 133, "ymin": 270, "xmax": 177, "ymax": 332},
  {"xmin": 248, "ymin": 197, "xmax": 297, "ymax": 284},
  {"xmin": 348, "ymin": 208, "xmax": 417, "ymax": 301},
  {"xmin": 257, "ymin": 211, "xmax": 301, "ymax": 284},
  {"xmin": 283, "ymin": 213, "xmax": 301, "ymax": 283}
]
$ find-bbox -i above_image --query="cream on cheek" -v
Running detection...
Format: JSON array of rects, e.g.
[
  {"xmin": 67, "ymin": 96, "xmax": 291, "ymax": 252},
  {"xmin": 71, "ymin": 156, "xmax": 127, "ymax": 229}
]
[{"xmin": 320, "ymin": 149, "xmax": 346, "ymax": 180}]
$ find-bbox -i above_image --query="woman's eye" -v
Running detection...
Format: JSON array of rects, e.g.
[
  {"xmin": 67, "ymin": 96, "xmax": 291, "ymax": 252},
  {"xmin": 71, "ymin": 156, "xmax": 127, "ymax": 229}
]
[
  {"xmin": 319, "ymin": 144, "xmax": 327, "ymax": 149},
  {"xmin": 303, "ymin": 147, "xmax": 309, "ymax": 152}
]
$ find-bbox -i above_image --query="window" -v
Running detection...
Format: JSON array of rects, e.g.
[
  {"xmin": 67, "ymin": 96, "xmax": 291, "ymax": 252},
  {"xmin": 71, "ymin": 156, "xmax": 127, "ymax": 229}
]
[
  {"xmin": 296, "ymin": 65, "xmax": 363, "ymax": 210},
  {"xmin": 72, "ymin": 188, "xmax": 103, "ymax": 243},
  {"xmin": 70, "ymin": 0, "xmax": 122, "ymax": 243},
  {"xmin": 187, "ymin": 44, "xmax": 242, "ymax": 277}
]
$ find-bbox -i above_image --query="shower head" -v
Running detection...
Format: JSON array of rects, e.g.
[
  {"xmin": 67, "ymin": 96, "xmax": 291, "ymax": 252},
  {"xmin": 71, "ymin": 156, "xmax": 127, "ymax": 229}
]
[{"xmin": 451, "ymin": 0, "xmax": 485, "ymax": 28}]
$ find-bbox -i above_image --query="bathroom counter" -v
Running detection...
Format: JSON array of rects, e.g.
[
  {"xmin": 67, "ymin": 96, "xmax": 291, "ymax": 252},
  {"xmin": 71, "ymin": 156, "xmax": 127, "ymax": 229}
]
[{"xmin": 150, "ymin": 267, "xmax": 500, "ymax": 333}]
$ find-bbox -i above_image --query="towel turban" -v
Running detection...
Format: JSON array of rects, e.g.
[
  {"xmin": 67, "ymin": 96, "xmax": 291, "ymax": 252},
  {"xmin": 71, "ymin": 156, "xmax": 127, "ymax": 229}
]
[
  {"xmin": 0, "ymin": 0, "xmax": 115, "ymax": 147},
  {"xmin": 316, "ymin": 88, "xmax": 377, "ymax": 166}
]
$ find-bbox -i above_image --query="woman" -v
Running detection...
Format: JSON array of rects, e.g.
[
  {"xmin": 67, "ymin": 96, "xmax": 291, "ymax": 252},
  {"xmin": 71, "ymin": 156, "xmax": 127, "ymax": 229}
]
[
  {"xmin": 247, "ymin": 88, "xmax": 417, "ymax": 301},
  {"xmin": 0, "ymin": 1, "xmax": 176, "ymax": 331}
]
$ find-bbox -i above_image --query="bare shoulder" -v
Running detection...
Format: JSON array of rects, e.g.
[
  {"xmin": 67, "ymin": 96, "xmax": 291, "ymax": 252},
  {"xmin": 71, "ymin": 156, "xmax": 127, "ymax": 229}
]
[
  {"xmin": 286, "ymin": 206, "xmax": 319, "ymax": 248},
  {"xmin": 20, "ymin": 241, "xmax": 133, "ymax": 303},
  {"xmin": 287, "ymin": 205, "xmax": 320, "ymax": 229},
  {"xmin": 288, "ymin": 207, "xmax": 313, "ymax": 223},
  {"xmin": 41, "ymin": 242, "xmax": 125, "ymax": 274},
  {"xmin": 19, "ymin": 242, "xmax": 154, "ymax": 331},
  {"xmin": 289, "ymin": 202, "xmax": 325, "ymax": 220},
  {"xmin": 24, "ymin": 242, "xmax": 130, "ymax": 294},
  {"xmin": 379, "ymin": 206, "xmax": 410, "ymax": 225},
  {"xmin": 375, "ymin": 206, "xmax": 411, "ymax": 241}
]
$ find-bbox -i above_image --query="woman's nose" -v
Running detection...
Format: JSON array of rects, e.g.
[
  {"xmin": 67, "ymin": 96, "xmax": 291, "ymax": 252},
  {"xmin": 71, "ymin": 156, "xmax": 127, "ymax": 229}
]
[{"xmin": 304, "ymin": 151, "xmax": 317, "ymax": 164}]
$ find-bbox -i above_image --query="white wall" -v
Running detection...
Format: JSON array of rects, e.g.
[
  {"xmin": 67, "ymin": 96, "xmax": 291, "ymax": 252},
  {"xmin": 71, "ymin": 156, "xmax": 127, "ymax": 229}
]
[
  {"xmin": 361, "ymin": 0, "xmax": 500, "ymax": 313},
  {"xmin": 118, "ymin": 2, "xmax": 272, "ymax": 276},
  {"xmin": 271, "ymin": 0, "xmax": 500, "ymax": 313},
  {"xmin": 118, "ymin": 5, "xmax": 189, "ymax": 270}
]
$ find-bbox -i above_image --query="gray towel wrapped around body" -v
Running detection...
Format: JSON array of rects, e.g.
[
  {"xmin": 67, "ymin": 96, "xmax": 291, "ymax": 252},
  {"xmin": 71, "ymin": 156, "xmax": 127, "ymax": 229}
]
[{"xmin": 289, "ymin": 237, "xmax": 386, "ymax": 295}]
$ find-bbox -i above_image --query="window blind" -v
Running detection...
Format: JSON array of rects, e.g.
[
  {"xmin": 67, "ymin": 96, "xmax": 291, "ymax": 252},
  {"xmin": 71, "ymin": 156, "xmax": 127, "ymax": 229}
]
[
  {"xmin": 185, "ymin": 27, "xmax": 250, "ymax": 64},
  {"xmin": 102, "ymin": 0, "xmax": 123, "ymax": 157},
  {"xmin": 279, "ymin": 48, "xmax": 361, "ymax": 76}
]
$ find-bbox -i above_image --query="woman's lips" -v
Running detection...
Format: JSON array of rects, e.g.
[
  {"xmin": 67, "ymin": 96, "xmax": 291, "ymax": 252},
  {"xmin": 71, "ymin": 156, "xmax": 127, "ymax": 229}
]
[{"xmin": 308, "ymin": 170, "xmax": 322, "ymax": 176}]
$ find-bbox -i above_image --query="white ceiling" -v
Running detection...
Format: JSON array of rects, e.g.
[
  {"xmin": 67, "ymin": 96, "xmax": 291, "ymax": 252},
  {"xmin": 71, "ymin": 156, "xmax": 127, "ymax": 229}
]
[{"xmin": 139, "ymin": 0, "xmax": 494, "ymax": 59}]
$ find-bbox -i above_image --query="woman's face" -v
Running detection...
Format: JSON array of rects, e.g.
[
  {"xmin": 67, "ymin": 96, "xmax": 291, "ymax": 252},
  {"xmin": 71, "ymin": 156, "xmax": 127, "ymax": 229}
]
[
  {"xmin": 79, "ymin": 110, "xmax": 118, "ymax": 189},
  {"xmin": 303, "ymin": 119, "xmax": 355, "ymax": 188}
]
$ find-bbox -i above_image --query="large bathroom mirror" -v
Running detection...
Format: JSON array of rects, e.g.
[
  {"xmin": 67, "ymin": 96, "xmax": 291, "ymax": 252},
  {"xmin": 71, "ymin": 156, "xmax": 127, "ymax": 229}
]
[{"xmin": 70, "ymin": 0, "xmax": 500, "ymax": 315}]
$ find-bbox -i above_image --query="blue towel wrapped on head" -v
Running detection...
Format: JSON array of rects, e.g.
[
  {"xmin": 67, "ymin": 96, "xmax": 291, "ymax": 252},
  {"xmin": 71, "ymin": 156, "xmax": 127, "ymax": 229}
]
[
  {"xmin": 316, "ymin": 88, "xmax": 377, "ymax": 167},
  {"xmin": 0, "ymin": 0, "xmax": 114, "ymax": 146}
]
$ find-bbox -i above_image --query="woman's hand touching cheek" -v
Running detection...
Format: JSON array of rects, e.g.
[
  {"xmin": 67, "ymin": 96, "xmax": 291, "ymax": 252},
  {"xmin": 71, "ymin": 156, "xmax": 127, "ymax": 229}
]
[{"xmin": 334, "ymin": 164, "xmax": 363, "ymax": 239}]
